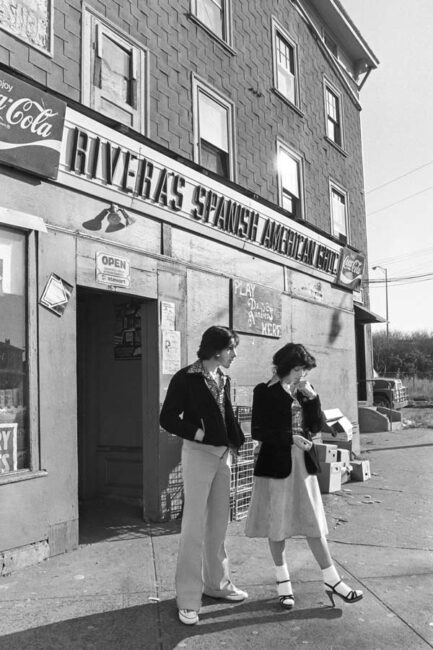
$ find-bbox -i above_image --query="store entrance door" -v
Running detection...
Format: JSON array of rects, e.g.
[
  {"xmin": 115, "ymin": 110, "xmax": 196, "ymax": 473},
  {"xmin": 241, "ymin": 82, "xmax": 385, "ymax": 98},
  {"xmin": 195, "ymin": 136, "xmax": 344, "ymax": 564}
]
[{"xmin": 76, "ymin": 287, "xmax": 159, "ymax": 535}]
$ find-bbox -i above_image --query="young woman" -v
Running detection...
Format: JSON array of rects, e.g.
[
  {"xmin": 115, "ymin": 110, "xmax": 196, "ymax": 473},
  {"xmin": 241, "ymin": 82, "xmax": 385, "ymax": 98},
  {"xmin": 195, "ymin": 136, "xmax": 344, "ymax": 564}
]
[
  {"xmin": 245, "ymin": 343, "xmax": 363, "ymax": 609},
  {"xmin": 160, "ymin": 326, "xmax": 247, "ymax": 626}
]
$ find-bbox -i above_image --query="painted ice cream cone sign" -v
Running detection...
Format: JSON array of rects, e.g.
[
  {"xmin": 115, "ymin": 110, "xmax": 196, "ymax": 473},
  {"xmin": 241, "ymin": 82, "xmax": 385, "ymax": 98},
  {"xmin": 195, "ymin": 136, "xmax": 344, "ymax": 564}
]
[{"xmin": 336, "ymin": 248, "xmax": 365, "ymax": 290}]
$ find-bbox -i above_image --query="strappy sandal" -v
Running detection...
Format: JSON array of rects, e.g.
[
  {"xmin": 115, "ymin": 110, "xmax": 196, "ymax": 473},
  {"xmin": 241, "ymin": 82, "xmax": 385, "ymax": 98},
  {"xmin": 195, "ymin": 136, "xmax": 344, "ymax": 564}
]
[
  {"xmin": 324, "ymin": 579, "xmax": 363, "ymax": 607},
  {"xmin": 277, "ymin": 578, "xmax": 295, "ymax": 609}
]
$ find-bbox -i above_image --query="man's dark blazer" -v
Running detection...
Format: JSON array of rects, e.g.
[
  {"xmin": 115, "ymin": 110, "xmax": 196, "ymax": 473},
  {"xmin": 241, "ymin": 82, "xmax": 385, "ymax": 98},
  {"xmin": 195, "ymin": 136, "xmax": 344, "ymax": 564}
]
[
  {"xmin": 252, "ymin": 381, "xmax": 323, "ymax": 478},
  {"xmin": 160, "ymin": 365, "xmax": 245, "ymax": 449}
]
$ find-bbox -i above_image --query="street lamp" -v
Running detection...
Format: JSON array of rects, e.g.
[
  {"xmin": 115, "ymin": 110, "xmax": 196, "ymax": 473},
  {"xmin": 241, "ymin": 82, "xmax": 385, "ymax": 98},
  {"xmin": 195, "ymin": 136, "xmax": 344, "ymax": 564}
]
[{"xmin": 372, "ymin": 265, "xmax": 389, "ymax": 343}]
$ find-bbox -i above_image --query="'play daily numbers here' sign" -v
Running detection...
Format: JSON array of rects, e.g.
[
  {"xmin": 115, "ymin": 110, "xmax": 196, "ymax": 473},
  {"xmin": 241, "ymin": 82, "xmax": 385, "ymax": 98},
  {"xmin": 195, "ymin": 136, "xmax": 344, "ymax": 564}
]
[{"xmin": 231, "ymin": 279, "xmax": 282, "ymax": 338}]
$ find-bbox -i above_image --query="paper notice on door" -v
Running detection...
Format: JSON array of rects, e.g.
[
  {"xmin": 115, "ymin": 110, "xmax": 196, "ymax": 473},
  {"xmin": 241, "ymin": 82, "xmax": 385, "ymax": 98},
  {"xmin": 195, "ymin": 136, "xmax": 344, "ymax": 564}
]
[{"xmin": 162, "ymin": 330, "xmax": 181, "ymax": 374}]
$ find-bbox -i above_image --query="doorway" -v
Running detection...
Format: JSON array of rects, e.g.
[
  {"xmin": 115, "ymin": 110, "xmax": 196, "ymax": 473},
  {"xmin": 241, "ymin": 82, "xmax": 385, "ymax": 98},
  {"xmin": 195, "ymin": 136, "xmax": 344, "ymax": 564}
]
[{"xmin": 76, "ymin": 287, "xmax": 159, "ymax": 539}]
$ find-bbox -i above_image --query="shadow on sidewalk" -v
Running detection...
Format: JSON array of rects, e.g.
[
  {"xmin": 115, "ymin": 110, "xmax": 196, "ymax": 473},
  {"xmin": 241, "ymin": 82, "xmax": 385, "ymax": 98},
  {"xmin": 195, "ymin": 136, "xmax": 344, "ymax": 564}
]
[
  {"xmin": 0, "ymin": 597, "xmax": 342, "ymax": 650},
  {"xmin": 79, "ymin": 499, "xmax": 181, "ymax": 545}
]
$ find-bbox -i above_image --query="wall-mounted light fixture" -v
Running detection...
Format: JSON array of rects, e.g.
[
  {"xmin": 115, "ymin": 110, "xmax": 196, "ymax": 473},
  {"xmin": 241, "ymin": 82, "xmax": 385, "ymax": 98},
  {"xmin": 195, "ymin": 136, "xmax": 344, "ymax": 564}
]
[{"xmin": 82, "ymin": 203, "xmax": 135, "ymax": 233}]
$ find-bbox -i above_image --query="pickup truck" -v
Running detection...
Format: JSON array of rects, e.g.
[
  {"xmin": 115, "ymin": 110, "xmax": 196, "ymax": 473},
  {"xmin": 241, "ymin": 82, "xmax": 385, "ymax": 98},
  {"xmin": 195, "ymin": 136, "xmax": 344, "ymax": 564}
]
[{"xmin": 372, "ymin": 377, "xmax": 408, "ymax": 409}]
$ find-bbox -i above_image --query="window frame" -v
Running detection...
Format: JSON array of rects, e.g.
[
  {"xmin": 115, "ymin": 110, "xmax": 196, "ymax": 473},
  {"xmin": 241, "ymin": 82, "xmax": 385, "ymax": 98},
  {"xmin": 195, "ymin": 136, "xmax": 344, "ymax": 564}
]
[
  {"xmin": 324, "ymin": 79, "xmax": 344, "ymax": 150},
  {"xmin": 192, "ymin": 77, "xmax": 236, "ymax": 181},
  {"xmin": 0, "ymin": 223, "xmax": 40, "ymax": 483},
  {"xmin": 82, "ymin": 4, "xmax": 149, "ymax": 135},
  {"xmin": 190, "ymin": 0, "xmax": 233, "ymax": 47},
  {"xmin": 277, "ymin": 141, "xmax": 305, "ymax": 220},
  {"xmin": 272, "ymin": 18, "xmax": 300, "ymax": 109},
  {"xmin": 329, "ymin": 180, "xmax": 349, "ymax": 241}
]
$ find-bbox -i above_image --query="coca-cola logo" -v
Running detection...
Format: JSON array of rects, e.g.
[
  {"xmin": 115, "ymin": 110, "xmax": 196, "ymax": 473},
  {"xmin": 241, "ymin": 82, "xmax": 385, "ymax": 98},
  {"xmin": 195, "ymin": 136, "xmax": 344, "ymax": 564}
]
[
  {"xmin": 0, "ymin": 94, "xmax": 58, "ymax": 138},
  {"xmin": 342, "ymin": 255, "xmax": 363, "ymax": 276}
]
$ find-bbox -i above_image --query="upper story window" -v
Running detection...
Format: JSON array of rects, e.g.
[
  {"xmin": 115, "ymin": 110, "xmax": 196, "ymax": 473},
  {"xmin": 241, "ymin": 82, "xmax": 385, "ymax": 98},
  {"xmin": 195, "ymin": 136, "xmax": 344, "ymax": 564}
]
[
  {"xmin": 272, "ymin": 19, "xmax": 299, "ymax": 107},
  {"xmin": 330, "ymin": 182, "xmax": 348, "ymax": 240},
  {"xmin": 324, "ymin": 82, "xmax": 343, "ymax": 147},
  {"xmin": 193, "ymin": 79, "xmax": 235, "ymax": 180},
  {"xmin": 82, "ymin": 7, "xmax": 147, "ymax": 133},
  {"xmin": 277, "ymin": 143, "xmax": 303, "ymax": 219},
  {"xmin": 191, "ymin": 0, "xmax": 231, "ymax": 44}
]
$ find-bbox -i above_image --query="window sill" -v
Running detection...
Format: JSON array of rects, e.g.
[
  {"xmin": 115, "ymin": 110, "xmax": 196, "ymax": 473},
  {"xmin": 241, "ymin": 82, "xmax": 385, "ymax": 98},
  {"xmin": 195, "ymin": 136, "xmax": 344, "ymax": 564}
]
[
  {"xmin": 324, "ymin": 136, "xmax": 348, "ymax": 157},
  {"xmin": 271, "ymin": 88, "xmax": 304, "ymax": 118},
  {"xmin": 187, "ymin": 14, "xmax": 237, "ymax": 56},
  {"xmin": 0, "ymin": 469, "xmax": 48, "ymax": 486}
]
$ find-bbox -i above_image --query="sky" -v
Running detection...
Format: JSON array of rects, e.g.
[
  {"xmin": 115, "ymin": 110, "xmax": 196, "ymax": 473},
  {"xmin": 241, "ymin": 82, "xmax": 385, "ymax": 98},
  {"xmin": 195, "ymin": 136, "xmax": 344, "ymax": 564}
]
[{"xmin": 340, "ymin": 0, "xmax": 433, "ymax": 334}]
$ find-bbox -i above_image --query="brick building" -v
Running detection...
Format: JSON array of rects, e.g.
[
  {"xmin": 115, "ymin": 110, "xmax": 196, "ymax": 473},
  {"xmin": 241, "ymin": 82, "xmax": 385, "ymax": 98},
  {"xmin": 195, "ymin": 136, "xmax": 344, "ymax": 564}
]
[{"xmin": 0, "ymin": 0, "xmax": 379, "ymax": 569}]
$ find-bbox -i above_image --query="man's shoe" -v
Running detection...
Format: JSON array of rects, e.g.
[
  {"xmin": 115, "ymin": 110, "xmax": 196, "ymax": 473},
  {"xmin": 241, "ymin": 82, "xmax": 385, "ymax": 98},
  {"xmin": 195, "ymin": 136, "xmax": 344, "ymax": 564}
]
[
  {"xmin": 205, "ymin": 584, "xmax": 248, "ymax": 602},
  {"xmin": 178, "ymin": 609, "xmax": 199, "ymax": 625}
]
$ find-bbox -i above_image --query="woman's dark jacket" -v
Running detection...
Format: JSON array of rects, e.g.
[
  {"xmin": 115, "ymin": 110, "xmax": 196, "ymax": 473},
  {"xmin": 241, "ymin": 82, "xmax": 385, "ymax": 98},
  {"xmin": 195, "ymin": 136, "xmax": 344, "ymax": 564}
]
[
  {"xmin": 252, "ymin": 381, "xmax": 323, "ymax": 478},
  {"xmin": 160, "ymin": 365, "xmax": 245, "ymax": 450}
]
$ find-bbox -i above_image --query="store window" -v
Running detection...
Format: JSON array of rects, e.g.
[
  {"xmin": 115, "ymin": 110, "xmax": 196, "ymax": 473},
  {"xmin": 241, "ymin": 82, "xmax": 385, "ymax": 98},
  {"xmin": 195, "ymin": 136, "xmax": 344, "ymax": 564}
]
[
  {"xmin": 272, "ymin": 20, "xmax": 299, "ymax": 106},
  {"xmin": 325, "ymin": 83, "xmax": 343, "ymax": 147},
  {"xmin": 330, "ymin": 183, "xmax": 348, "ymax": 240},
  {"xmin": 193, "ymin": 79, "xmax": 234, "ymax": 180},
  {"xmin": 277, "ymin": 143, "xmax": 303, "ymax": 218},
  {"xmin": 191, "ymin": 0, "xmax": 231, "ymax": 43},
  {"xmin": 82, "ymin": 7, "xmax": 147, "ymax": 133},
  {"xmin": 0, "ymin": 227, "xmax": 28, "ymax": 474}
]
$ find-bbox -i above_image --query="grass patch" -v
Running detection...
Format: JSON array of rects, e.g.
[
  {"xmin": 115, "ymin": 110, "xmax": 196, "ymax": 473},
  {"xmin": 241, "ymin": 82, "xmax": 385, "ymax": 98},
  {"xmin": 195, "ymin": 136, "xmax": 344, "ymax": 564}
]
[{"xmin": 402, "ymin": 407, "xmax": 433, "ymax": 429}]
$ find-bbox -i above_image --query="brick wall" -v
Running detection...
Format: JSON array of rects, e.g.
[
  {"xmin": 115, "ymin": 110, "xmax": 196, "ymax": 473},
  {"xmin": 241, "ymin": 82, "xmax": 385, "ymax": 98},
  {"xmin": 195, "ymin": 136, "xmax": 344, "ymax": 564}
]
[{"xmin": 0, "ymin": 0, "xmax": 368, "ymax": 252}]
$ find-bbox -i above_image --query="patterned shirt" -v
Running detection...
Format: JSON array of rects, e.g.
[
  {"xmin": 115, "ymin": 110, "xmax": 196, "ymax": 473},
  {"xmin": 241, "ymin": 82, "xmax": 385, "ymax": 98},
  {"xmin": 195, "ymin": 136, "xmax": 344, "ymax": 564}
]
[{"xmin": 188, "ymin": 360, "xmax": 227, "ymax": 422}]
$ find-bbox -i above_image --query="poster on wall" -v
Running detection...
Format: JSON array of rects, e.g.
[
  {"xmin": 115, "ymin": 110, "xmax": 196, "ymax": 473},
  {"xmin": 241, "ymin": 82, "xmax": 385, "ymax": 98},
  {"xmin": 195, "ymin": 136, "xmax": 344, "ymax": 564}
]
[
  {"xmin": 0, "ymin": 70, "xmax": 65, "ymax": 179},
  {"xmin": 0, "ymin": 0, "xmax": 53, "ymax": 55},
  {"xmin": 0, "ymin": 422, "xmax": 17, "ymax": 474},
  {"xmin": 160, "ymin": 301, "xmax": 175, "ymax": 331},
  {"xmin": 231, "ymin": 279, "xmax": 282, "ymax": 338},
  {"xmin": 162, "ymin": 330, "xmax": 181, "ymax": 374},
  {"xmin": 114, "ymin": 303, "xmax": 141, "ymax": 360}
]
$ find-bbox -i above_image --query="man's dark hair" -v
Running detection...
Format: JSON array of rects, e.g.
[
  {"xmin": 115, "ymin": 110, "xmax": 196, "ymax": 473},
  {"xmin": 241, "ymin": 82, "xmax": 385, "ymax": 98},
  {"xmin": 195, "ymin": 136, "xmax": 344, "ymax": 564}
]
[
  {"xmin": 273, "ymin": 343, "xmax": 316, "ymax": 377},
  {"xmin": 197, "ymin": 326, "xmax": 239, "ymax": 360}
]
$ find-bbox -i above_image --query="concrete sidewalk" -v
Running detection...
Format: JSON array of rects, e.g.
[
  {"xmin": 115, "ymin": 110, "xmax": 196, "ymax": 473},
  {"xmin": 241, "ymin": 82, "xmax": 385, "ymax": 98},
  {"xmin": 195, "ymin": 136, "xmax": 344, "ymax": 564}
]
[{"xmin": 1, "ymin": 428, "xmax": 433, "ymax": 649}]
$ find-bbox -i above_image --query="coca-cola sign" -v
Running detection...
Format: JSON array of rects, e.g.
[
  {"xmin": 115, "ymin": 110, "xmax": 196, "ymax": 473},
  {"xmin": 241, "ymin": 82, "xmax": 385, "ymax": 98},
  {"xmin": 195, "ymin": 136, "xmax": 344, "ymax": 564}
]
[
  {"xmin": 336, "ymin": 247, "xmax": 365, "ymax": 290},
  {"xmin": 0, "ymin": 71, "xmax": 66, "ymax": 179}
]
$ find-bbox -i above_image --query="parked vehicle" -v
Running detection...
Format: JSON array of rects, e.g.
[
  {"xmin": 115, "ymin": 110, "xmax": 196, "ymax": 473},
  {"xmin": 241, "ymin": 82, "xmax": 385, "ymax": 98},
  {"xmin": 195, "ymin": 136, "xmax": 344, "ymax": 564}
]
[{"xmin": 372, "ymin": 377, "xmax": 408, "ymax": 409}]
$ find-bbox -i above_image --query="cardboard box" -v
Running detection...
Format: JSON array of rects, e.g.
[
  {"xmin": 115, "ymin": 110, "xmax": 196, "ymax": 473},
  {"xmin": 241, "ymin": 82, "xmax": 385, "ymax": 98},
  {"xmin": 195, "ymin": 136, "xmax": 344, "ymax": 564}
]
[
  {"xmin": 340, "ymin": 462, "xmax": 352, "ymax": 484},
  {"xmin": 322, "ymin": 409, "xmax": 353, "ymax": 441},
  {"xmin": 350, "ymin": 460, "xmax": 371, "ymax": 482},
  {"xmin": 314, "ymin": 442, "xmax": 338, "ymax": 463},
  {"xmin": 322, "ymin": 438, "xmax": 353, "ymax": 452},
  {"xmin": 317, "ymin": 461, "xmax": 342, "ymax": 493},
  {"xmin": 337, "ymin": 448, "xmax": 350, "ymax": 464}
]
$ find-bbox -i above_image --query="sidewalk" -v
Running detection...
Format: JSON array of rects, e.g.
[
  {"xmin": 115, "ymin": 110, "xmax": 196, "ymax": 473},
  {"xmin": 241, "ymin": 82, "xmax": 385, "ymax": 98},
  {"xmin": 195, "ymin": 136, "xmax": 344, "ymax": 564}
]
[{"xmin": 0, "ymin": 428, "xmax": 433, "ymax": 649}]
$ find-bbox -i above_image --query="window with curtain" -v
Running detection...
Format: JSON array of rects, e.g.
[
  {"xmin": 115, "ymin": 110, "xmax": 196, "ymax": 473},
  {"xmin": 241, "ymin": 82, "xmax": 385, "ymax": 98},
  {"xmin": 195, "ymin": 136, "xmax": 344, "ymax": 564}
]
[
  {"xmin": 330, "ymin": 185, "xmax": 348, "ymax": 238},
  {"xmin": 194, "ymin": 82, "xmax": 234, "ymax": 179},
  {"xmin": 278, "ymin": 145, "xmax": 303, "ymax": 218},
  {"xmin": 192, "ymin": 0, "xmax": 231, "ymax": 43}
]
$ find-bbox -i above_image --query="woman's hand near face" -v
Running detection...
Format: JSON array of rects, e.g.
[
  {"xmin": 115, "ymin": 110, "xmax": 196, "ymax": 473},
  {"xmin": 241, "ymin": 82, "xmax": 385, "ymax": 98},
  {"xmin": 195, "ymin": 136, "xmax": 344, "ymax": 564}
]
[
  {"xmin": 296, "ymin": 381, "xmax": 316, "ymax": 399},
  {"xmin": 194, "ymin": 428, "xmax": 205, "ymax": 442}
]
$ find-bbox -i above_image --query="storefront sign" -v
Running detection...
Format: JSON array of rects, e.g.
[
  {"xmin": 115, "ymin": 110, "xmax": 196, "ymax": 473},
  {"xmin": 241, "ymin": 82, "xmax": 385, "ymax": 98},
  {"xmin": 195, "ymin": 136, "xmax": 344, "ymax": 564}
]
[
  {"xmin": 0, "ymin": 422, "xmax": 17, "ymax": 473},
  {"xmin": 0, "ymin": 70, "xmax": 66, "ymax": 178},
  {"xmin": 40, "ymin": 273, "xmax": 73, "ymax": 316},
  {"xmin": 336, "ymin": 248, "xmax": 365, "ymax": 290},
  {"xmin": 96, "ymin": 252, "xmax": 130, "ymax": 288},
  {"xmin": 232, "ymin": 279, "xmax": 282, "ymax": 338},
  {"xmin": 0, "ymin": 0, "xmax": 53, "ymax": 55},
  {"xmin": 59, "ymin": 110, "xmax": 343, "ymax": 281}
]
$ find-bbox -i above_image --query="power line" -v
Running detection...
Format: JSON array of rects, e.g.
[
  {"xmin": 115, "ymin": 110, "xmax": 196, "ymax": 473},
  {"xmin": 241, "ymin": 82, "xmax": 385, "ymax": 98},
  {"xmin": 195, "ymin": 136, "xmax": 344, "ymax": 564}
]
[
  {"xmin": 371, "ymin": 245, "xmax": 433, "ymax": 266},
  {"xmin": 366, "ymin": 270, "xmax": 433, "ymax": 284},
  {"xmin": 366, "ymin": 159, "xmax": 433, "ymax": 194},
  {"xmin": 367, "ymin": 184, "xmax": 433, "ymax": 216}
]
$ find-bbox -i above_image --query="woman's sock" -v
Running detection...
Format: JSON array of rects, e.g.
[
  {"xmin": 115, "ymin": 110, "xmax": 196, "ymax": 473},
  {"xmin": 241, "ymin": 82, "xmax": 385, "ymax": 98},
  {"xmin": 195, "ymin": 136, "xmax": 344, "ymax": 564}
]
[
  {"xmin": 322, "ymin": 565, "xmax": 351, "ymax": 597},
  {"xmin": 275, "ymin": 563, "xmax": 293, "ymax": 596}
]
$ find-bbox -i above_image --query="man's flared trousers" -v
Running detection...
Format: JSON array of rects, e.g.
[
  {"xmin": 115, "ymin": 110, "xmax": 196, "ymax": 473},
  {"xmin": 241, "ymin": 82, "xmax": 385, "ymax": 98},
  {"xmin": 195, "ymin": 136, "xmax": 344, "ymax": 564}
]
[{"xmin": 176, "ymin": 440, "xmax": 232, "ymax": 610}]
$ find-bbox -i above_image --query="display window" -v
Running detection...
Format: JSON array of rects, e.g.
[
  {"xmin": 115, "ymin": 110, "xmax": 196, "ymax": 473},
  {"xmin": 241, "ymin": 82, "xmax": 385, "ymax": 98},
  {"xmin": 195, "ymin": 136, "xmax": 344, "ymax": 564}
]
[{"xmin": 0, "ymin": 227, "xmax": 28, "ymax": 473}]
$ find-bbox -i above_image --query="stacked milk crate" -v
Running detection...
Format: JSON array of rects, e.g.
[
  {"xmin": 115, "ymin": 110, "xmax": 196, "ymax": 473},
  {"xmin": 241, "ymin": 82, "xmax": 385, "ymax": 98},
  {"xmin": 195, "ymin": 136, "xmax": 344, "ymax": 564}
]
[{"xmin": 315, "ymin": 409, "xmax": 371, "ymax": 493}]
